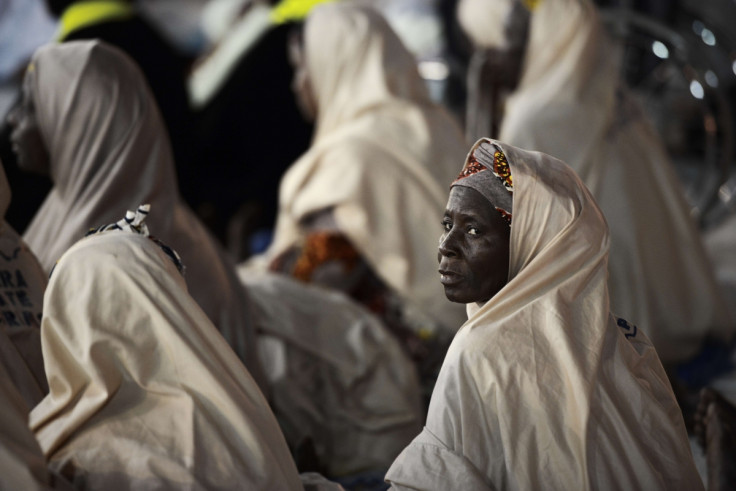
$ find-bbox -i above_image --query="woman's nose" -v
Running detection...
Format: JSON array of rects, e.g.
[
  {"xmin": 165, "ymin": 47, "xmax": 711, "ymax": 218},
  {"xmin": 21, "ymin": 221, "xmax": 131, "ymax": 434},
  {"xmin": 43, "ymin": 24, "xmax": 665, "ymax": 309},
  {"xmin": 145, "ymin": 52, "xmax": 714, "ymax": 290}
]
[
  {"xmin": 438, "ymin": 231, "xmax": 458, "ymax": 258},
  {"xmin": 6, "ymin": 104, "xmax": 20, "ymax": 127}
]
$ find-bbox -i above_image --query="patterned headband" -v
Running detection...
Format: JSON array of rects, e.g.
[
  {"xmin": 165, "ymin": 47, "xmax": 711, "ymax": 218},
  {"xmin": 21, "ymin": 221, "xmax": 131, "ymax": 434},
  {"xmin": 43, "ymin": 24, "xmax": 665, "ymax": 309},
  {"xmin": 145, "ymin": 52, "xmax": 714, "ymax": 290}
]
[
  {"xmin": 451, "ymin": 140, "xmax": 514, "ymax": 225},
  {"xmin": 84, "ymin": 204, "xmax": 186, "ymax": 276}
]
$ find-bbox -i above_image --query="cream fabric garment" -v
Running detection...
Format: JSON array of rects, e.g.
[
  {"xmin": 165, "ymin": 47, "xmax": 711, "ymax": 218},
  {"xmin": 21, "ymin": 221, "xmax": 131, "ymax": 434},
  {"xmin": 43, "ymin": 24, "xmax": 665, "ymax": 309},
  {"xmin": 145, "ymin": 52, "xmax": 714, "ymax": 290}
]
[
  {"xmin": 22, "ymin": 41, "xmax": 263, "ymax": 385},
  {"xmin": 0, "ymin": 330, "xmax": 52, "ymax": 491},
  {"xmin": 240, "ymin": 271, "xmax": 422, "ymax": 477},
  {"xmin": 0, "ymin": 161, "xmax": 48, "ymax": 408},
  {"xmin": 29, "ymin": 232, "xmax": 302, "ymax": 490},
  {"xmin": 265, "ymin": 3, "xmax": 468, "ymax": 331},
  {"xmin": 459, "ymin": 0, "xmax": 733, "ymax": 363},
  {"xmin": 386, "ymin": 141, "xmax": 703, "ymax": 490}
]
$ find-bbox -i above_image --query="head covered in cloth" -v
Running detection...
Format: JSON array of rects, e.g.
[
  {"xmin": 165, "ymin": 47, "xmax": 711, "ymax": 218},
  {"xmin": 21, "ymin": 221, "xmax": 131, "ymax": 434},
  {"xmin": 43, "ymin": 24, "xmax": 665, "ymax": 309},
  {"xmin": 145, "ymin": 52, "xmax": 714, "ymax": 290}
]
[{"xmin": 451, "ymin": 138, "xmax": 514, "ymax": 226}]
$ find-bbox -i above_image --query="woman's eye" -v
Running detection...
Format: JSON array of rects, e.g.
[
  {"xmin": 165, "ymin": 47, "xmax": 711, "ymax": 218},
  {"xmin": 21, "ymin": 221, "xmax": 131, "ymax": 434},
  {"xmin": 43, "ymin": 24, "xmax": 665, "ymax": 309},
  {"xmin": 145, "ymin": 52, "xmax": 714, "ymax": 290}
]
[
  {"xmin": 442, "ymin": 221, "xmax": 451, "ymax": 231},
  {"xmin": 468, "ymin": 227, "xmax": 479, "ymax": 235}
]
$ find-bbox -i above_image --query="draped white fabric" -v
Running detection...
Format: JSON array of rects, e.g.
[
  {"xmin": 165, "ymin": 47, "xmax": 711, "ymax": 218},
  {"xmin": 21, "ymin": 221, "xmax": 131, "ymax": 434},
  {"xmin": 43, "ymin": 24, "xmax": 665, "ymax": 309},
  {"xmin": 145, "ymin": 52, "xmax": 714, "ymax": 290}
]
[
  {"xmin": 0, "ymin": 331, "xmax": 51, "ymax": 491},
  {"xmin": 386, "ymin": 141, "xmax": 702, "ymax": 490},
  {"xmin": 22, "ymin": 41, "xmax": 263, "ymax": 383},
  {"xmin": 240, "ymin": 271, "xmax": 422, "ymax": 476},
  {"xmin": 0, "ymin": 162, "xmax": 47, "ymax": 408},
  {"xmin": 459, "ymin": 0, "xmax": 733, "ymax": 363},
  {"xmin": 29, "ymin": 232, "xmax": 302, "ymax": 490},
  {"xmin": 265, "ymin": 3, "xmax": 468, "ymax": 331}
]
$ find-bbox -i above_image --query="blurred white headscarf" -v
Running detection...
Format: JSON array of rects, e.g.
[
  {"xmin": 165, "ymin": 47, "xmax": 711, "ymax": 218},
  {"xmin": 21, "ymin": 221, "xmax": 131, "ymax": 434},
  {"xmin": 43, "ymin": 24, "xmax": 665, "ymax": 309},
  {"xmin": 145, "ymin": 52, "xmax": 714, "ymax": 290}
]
[
  {"xmin": 267, "ymin": 3, "xmax": 469, "ymax": 331},
  {"xmin": 459, "ymin": 0, "xmax": 734, "ymax": 363},
  {"xmin": 22, "ymin": 41, "xmax": 264, "ymax": 383},
  {"xmin": 30, "ymin": 230, "xmax": 302, "ymax": 490}
]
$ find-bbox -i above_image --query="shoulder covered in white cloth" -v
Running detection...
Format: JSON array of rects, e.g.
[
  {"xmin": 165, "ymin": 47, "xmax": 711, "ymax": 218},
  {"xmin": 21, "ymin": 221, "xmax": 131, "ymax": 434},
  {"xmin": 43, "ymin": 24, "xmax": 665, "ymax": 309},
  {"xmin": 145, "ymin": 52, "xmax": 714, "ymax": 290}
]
[{"xmin": 30, "ymin": 231, "xmax": 303, "ymax": 490}]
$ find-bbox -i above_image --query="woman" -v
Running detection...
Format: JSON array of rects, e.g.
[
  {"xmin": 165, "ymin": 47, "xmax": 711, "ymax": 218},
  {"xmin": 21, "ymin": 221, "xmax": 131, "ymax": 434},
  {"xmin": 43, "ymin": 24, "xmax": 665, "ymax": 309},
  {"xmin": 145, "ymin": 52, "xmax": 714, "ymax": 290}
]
[
  {"xmin": 29, "ymin": 214, "xmax": 303, "ymax": 489},
  {"xmin": 457, "ymin": 0, "xmax": 734, "ymax": 365},
  {"xmin": 9, "ymin": 41, "xmax": 263, "ymax": 385},
  {"xmin": 262, "ymin": 3, "xmax": 469, "ymax": 339},
  {"xmin": 386, "ymin": 139, "xmax": 703, "ymax": 489}
]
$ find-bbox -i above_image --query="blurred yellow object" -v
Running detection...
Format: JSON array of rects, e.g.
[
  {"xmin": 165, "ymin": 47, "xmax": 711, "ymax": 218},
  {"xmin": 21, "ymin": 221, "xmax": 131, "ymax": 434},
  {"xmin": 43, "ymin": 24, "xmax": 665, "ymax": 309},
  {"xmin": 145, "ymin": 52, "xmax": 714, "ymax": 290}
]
[
  {"xmin": 270, "ymin": 0, "xmax": 337, "ymax": 25},
  {"xmin": 523, "ymin": 0, "xmax": 542, "ymax": 12},
  {"xmin": 58, "ymin": 0, "xmax": 134, "ymax": 41}
]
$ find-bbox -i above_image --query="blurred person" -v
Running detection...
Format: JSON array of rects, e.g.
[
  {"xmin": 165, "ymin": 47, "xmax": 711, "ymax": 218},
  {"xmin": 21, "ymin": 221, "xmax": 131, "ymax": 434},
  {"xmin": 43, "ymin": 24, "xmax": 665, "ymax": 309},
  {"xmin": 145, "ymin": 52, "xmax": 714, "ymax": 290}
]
[
  {"xmin": 0, "ymin": 158, "xmax": 47, "ymax": 408},
  {"xmin": 458, "ymin": 0, "xmax": 734, "ymax": 366},
  {"xmin": 43, "ymin": 0, "xmax": 198, "ymax": 209},
  {"xmin": 0, "ymin": 0, "xmax": 56, "ymax": 234},
  {"xmin": 262, "ymin": 3, "xmax": 469, "ymax": 361},
  {"xmin": 386, "ymin": 138, "xmax": 703, "ymax": 490},
  {"xmin": 28, "ymin": 214, "xmax": 303, "ymax": 490},
  {"xmin": 8, "ymin": 41, "xmax": 264, "ymax": 389}
]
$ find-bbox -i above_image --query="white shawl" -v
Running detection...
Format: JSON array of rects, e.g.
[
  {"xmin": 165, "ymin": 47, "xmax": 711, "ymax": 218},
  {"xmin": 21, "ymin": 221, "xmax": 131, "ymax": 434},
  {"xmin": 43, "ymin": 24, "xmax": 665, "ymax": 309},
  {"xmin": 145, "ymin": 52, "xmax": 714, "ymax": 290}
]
[
  {"xmin": 0, "ymin": 330, "xmax": 52, "ymax": 491},
  {"xmin": 0, "ymin": 161, "xmax": 48, "ymax": 408},
  {"xmin": 386, "ymin": 141, "xmax": 703, "ymax": 490},
  {"xmin": 460, "ymin": 0, "xmax": 733, "ymax": 363},
  {"xmin": 265, "ymin": 3, "xmax": 468, "ymax": 331},
  {"xmin": 29, "ymin": 232, "xmax": 302, "ymax": 490},
  {"xmin": 241, "ymin": 271, "xmax": 422, "ymax": 477},
  {"xmin": 22, "ymin": 41, "xmax": 263, "ymax": 382}
]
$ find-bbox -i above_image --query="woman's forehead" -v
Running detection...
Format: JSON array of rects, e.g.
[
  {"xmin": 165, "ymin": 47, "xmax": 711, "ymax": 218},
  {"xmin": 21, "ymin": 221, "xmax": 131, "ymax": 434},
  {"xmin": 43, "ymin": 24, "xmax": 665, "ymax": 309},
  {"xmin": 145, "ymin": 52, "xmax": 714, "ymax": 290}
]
[{"xmin": 446, "ymin": 186, "xmax": 495, "ymax": 217}]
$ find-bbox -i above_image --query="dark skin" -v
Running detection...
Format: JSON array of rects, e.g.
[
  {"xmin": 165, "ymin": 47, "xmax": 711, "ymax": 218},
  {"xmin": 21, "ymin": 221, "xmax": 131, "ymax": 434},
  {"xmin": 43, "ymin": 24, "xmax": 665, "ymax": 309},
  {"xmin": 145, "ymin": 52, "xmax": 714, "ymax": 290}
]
[
  {"xmin": 439, "ymin": 186, "xmax": 511, "ymax": 305},
  {"xmin": 7, "ymin": 68, "xmax": 50, "ymax": 177}
]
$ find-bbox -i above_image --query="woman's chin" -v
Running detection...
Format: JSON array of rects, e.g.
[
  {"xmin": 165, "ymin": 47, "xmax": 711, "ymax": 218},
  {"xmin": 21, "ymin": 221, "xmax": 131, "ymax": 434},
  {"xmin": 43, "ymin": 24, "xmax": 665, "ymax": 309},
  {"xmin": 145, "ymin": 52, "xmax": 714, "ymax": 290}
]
[{"xmin": 442, "ymin": 285, "xmax": 474, "ymax": 304}]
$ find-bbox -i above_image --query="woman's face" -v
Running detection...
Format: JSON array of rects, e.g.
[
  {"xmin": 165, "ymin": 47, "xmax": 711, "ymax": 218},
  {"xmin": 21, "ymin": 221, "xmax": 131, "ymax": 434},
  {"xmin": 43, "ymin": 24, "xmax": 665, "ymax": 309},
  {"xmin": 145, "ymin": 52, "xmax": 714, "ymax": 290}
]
[
  {"xmin": 7, "ymin": 68, "xmax": 50, "ymax": 176},
  {"xmin": 438, "ymin": 186, "xmax": 510, "ymax": 304}
]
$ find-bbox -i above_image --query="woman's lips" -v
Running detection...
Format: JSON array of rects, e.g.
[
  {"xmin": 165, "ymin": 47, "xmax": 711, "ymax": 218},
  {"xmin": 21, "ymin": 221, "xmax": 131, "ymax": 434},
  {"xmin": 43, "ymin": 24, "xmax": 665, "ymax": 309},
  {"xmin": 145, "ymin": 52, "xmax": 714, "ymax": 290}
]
[{"xmin": 439, "ymin": 269, "xmax": 463, "ymax": 285}]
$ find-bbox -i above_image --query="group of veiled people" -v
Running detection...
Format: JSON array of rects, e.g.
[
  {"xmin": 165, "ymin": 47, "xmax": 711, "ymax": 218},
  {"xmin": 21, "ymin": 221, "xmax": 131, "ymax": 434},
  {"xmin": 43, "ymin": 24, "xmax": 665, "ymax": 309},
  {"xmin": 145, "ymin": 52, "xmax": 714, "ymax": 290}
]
[{"xmin": 2, "ymin": 0, "xmax": 734, "ymax": 489}]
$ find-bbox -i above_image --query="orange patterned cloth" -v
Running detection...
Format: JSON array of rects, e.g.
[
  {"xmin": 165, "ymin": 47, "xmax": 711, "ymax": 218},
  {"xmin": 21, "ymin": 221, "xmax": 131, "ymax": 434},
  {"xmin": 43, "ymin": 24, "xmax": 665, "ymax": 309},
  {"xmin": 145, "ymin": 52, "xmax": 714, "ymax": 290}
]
[
  {"xmin": 292, "ymin": 232, "xmax": 361, "ymax": 282},
  {"xmin": 453, "ymin": 141, "xmax": 513, "ymax": 225}
]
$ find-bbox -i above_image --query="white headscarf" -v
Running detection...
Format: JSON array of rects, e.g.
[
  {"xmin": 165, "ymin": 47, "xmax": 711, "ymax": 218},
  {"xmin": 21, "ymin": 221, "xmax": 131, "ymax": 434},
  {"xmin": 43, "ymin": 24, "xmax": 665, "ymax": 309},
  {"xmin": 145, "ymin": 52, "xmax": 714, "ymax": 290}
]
[
  {"xmin": 267, "ymin": 3, "xmax": 469, "ymax": 331},
  {"xmin": 386, "ymin": 140, "xmax": 702, "ymax": 490},
  {"xmin": 29, "ymin": 231, "xmax": 302, "ymax": 490},
  {"xmin": 460, "ymin": 0, "xmax": 733, "ymax": 363},
  {"xmin": 22, "ymin": 41, "xmax": 263, "ymax": 383},
  {"xmin": 0, "ymin": 161, "xmax": 48, "ymax": 408}
]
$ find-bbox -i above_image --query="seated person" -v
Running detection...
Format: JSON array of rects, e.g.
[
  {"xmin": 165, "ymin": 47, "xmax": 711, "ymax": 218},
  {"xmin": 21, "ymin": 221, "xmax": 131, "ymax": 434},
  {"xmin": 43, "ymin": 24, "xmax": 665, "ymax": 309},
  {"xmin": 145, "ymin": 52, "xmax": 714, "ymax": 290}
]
[
  {"xmin": 9, "ymin": 40, "xmax": 263, "ymax": 388},
  {"xmin": 43, "ymin": 0, "xmax": 195, "ymax": 206},
  {"xmin": 29, "ymin": 207, "xmax": 303, "ymax": 489},
  {"xmin": 458, "ymin": 0, "xmax": 734, "ymax": 366},
  {"xmin": 386, "ymin": 139, "xmax": 703, "ymax": 490},
  {"xmin": 262, "ymin": 3, "xmax": 469, "ymax": 373}
]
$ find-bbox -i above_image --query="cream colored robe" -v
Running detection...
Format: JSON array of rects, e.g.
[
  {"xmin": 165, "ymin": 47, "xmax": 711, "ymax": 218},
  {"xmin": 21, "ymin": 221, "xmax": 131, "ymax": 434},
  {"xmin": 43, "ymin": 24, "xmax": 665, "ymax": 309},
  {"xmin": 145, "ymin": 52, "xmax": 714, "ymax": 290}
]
[
  {"xmin": 386, "ymin": 141, "xmax": 703, "ymax": 490},
  {"xmin": 22, "ymin": 41, "xmax": 263, "ymax": 384},
  {"xmin": 0, "ymin": 331, "xmax": 53, "ymax": 491},
  {"xmin": 459, "ymin": 0, "xmax": 733, "ymax": 364},
  {"xmin": 29, "ymin": 231, "xmax": 303, "ymax": 490},
  {"xmin": 264, "ymin": 3, "xmax": 468, "ymax": 332},
  {"xmin": 240, "ymin": 271, "xmax": 422, "ymax": 477},
  {"xmin": 0, "ymin": 161, "xmax": 47, "ymax": 408}
]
